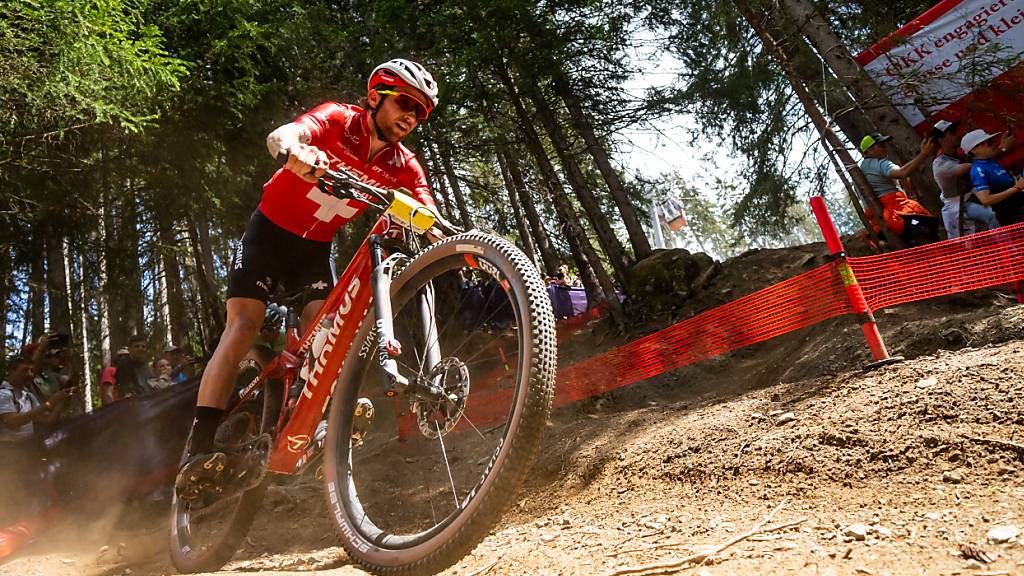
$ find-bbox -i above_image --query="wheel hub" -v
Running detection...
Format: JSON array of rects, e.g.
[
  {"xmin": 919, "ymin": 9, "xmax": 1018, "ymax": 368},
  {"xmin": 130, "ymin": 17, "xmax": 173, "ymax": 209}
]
[{"xmin": 413, "ymin": 357, "xmax": 470, "ymax": 438}]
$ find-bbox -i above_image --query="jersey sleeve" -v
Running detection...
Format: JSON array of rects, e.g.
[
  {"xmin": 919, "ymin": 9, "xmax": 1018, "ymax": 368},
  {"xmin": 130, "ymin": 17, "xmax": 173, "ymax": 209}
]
[
  {"xmin": 293, "ymin": 102, "xmax": 350, "ymax": 142},
  {"xmin": 970, "ymin": 164, "xmax": 990, "ymax": 191}
]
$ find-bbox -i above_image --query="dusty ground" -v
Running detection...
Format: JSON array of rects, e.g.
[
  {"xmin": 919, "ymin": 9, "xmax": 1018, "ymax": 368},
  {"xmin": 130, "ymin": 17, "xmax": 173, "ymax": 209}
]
[{"xmin": 3, "ymin": 244, "xmax": 1024, "ymax": 576}]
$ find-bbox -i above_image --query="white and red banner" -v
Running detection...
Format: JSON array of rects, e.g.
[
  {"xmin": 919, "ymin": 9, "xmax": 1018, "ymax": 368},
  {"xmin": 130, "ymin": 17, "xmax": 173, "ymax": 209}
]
[{"xmin": 855, "ymin": 0, "xmax": 1024, "ymax": 162}]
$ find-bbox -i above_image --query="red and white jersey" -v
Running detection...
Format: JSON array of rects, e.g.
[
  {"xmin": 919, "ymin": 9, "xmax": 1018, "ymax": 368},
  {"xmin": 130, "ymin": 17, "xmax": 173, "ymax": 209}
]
[{"xmin": 258, "ymin": 102, "xmax": 434, "ymax": 242}]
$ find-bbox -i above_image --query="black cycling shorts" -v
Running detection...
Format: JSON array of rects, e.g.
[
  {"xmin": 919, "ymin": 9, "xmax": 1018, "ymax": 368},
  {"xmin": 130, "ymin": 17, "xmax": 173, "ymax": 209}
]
[{"xmin": 226, "ymin": 210, "xmax": 334, "ymax": 304}]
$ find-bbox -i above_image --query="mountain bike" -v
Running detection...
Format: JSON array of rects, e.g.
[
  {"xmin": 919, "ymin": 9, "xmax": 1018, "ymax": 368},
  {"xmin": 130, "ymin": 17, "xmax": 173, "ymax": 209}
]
[{"xmin": 168, "ymin": 166, "xmax": 557, "ymax": 575}]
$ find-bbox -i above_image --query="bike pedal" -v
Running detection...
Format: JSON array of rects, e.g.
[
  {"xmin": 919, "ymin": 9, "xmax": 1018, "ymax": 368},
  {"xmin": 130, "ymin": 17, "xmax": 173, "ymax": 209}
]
[{"xmin": 352, "ymin": 398, "xmax": 375, "ymax": 446}]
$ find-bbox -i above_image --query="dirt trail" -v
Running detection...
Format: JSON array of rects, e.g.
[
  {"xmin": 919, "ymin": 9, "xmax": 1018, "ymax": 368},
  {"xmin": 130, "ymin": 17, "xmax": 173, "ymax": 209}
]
[{"xmin": 3, "ymin": 246, "xmax": 1024, "ymax": 576}]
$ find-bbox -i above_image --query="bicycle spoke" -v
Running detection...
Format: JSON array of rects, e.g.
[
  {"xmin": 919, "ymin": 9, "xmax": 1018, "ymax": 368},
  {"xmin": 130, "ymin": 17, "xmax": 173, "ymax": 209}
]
[
  {"xmin": 435, "ymin": 421, "xmax": 459, "ymax": 508},
  {"xmin": 460, "ymin": 413, "xmax": 488, "ymax": 441}
]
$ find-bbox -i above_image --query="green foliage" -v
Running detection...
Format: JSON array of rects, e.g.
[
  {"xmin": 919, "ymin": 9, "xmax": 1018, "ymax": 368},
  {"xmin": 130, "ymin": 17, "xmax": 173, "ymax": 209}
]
[{"xmin": 0, "ymin": 0, "xmax": 187, "ymax": 145}]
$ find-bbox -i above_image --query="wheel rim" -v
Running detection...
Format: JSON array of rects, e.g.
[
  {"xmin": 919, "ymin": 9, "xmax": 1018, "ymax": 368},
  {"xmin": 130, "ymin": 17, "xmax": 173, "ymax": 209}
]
[
  {"xmin": 170, "ymin": 397, "xmax": 269, "ymax": 562},
  {"xmin": 333, "ymin": 251, "xmax": 530, "ymax": 549}
]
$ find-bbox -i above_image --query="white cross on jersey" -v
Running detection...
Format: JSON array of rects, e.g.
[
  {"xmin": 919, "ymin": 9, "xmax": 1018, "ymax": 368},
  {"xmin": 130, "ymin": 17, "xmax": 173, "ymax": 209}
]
[{"xmin": 306, "ymin": 186, "xmax": 359, "ymax": 222}]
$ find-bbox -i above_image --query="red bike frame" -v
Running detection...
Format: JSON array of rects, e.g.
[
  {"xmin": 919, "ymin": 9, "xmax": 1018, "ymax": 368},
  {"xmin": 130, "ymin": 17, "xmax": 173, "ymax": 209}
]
[{"xmin": 230, "ymin": 216, "xmax": 389, "ymax": 474}]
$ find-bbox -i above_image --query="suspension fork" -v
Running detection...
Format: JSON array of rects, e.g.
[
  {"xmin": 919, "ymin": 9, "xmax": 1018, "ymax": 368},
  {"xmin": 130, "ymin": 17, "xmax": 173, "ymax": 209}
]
[
  {"xmin": 369, "ymin": 235, "xmax": 409, "ymax": 396},
  {"xmin": 417, "ymin": 280, "xmax": 442, "ymax": 386}
]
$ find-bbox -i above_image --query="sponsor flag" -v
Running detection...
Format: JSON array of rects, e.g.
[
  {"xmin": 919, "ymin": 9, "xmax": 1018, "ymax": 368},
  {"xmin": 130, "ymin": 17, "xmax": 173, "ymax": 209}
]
[{"xmin": 855, "ymin": 0, "xmax": 1024, "ymax": 165}]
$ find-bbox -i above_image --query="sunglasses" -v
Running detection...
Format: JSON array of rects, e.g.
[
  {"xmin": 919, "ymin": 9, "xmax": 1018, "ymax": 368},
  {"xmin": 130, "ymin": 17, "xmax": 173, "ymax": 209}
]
[{"xmin": 377, "ymin": 90, "xmax": 429, "ymax": 121}]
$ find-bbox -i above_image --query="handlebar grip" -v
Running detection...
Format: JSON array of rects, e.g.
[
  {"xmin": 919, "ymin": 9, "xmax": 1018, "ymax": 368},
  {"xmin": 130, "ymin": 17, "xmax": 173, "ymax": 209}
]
[{"xmin": 276, "ymin": 147, "xmax": 319, "ymax": 178}]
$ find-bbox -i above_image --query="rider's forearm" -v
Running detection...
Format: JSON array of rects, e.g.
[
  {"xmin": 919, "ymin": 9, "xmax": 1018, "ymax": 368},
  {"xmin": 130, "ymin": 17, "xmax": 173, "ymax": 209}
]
[{"xmin": 266, "ymin": 123, "xmax": 312, "ymax": 159}]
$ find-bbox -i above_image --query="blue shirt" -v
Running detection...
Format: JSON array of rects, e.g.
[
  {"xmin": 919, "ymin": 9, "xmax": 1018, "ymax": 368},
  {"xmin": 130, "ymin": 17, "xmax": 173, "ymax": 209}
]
[
  {"xmin": 971, "ymin": 158, "xmax": 1023, "ymax": 225},
  {"xmin": 859, "ymin": 158, "xmax": 900, "ymax": 198}
]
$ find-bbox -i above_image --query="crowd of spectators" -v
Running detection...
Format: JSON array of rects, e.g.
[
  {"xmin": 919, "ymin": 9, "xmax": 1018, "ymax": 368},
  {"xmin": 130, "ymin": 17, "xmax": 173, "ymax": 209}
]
[
  {"xmin": 858, "ymin": 119, "xmax": 1023, "ymax": 245},
  {"xmin": 100, "ymin": 337, "xmax": 195, "ymax": 405}
]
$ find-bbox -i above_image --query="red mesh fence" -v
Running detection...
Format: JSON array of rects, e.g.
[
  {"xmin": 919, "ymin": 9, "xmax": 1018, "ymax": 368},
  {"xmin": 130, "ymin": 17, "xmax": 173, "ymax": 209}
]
[
  {"xmin": 551, "ymin": 221, "xmax": 1024, "ymax": 408},
  {"xmin": 553, "ymin": 262, "xmax": 853, "ymax": 406},
  {"xmin": 850, "ymin": 222, "xmax": 1024, "ymax": 310}
]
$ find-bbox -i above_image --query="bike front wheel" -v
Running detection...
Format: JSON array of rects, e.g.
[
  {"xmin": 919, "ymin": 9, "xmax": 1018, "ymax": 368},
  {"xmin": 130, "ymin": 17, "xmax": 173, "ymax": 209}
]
[{"xmin": 324, "ymin": 231, "xmax": 557, "ymax": 575}]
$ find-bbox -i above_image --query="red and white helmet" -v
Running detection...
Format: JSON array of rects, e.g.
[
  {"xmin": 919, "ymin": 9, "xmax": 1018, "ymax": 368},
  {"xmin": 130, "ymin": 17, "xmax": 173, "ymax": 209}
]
[{"xmin": 368, "ymin": 59, "xmax": 439, "ymax": 110}]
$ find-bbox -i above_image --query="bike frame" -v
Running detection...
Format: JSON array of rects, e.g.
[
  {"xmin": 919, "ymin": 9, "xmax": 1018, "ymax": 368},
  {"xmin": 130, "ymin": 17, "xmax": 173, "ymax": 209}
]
[{"xmin": 229, "ymin": 216, "xmax": 389, "ymax": 475}]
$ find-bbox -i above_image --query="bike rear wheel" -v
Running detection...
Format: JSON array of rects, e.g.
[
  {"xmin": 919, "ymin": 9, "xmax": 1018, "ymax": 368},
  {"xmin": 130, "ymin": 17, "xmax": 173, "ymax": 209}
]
[
  {"xmin": 168, "ymin": 376, "xmax": 284, "ymax": 573},
  {"xmin": 324, "ymin": 232, "xmax": 557, "ymax": 575}
]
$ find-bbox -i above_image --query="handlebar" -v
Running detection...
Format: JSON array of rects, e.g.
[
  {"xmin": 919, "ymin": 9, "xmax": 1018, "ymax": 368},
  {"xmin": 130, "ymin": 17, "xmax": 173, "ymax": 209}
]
[{"xmin": 276, "ymin": 151, "xmax": 462, "ymax": 238}]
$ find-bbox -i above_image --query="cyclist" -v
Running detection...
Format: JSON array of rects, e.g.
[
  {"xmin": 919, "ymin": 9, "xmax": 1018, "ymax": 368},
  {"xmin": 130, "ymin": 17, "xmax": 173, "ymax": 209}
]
[{"xmin": 176, "ymin": 58, "xmax": 440, "ymax": 500}]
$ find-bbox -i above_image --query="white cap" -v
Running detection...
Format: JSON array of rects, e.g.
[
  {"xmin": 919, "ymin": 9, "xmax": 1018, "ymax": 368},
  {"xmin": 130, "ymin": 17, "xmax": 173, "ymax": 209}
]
[
  {"xmin": 961, "ymin": 129, "xmax": 1000, "ymax": 154},
  {"xmin": 934, "ymin": 120, "xmax": 955, "ymax": 132}
]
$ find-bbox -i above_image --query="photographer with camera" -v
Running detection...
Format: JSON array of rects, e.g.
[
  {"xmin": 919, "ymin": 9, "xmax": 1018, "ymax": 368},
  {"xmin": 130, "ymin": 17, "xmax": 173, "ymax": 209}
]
[
  {"xmin": 0, "ymin": 355, "xmax": 74, "ymax": 523},
  {"xmin": 28, "ymin": 332, "xmax": 82, "ymax": 430}
]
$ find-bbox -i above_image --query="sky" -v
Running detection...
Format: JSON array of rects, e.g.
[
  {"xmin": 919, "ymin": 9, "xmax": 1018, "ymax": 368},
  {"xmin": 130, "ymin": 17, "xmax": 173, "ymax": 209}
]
[{"xmin": 611, "ymin": 41, "xmax": 856, "ymax": 253}]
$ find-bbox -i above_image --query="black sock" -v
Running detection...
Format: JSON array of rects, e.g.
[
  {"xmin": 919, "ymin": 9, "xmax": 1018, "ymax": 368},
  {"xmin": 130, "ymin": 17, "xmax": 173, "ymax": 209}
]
[{"xmin": 188, "ymin": 406, "xmax": 225, "ymax": 457}]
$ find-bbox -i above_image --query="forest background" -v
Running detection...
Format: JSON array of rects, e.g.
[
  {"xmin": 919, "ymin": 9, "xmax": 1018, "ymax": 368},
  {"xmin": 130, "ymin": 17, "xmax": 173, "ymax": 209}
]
[{"xmin": 0, "ymin": 0, "xmax": 939, "ymax": 403}]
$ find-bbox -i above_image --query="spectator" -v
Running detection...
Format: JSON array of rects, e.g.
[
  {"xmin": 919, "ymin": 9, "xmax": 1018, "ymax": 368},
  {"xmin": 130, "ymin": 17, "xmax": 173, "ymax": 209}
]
[
  {"xmin": 148, "ymin": 358, "xmax": 176, "ymax": 391},
  {"xmin": 99, "ymin": 347, "xmax": 130, "ymax": 406},
  {"xmin": 963, "ymin": 128, "xmax": 1024, "ymax": 226},
  {"xmin": 29, "ymin": 332, "xmax": 82, "ymax": 428},
  {"xmin": 115, "ymin": 335, "xmax": 153, "ymax": 398},
  {"xmin": 0, "ymin": 356, "xmax": 72, "ymax": 523},
  {"xmin": 546, "ymin": 266, "xmax": 575, "ymax": 319},
  {"xmin": 162, "ymin": 344, "xmax": 193, "ymax": 383},
  {"xmin": 931, "ymin": 120, "xmax": 1001, "ymax": 238},
  {"xmin": 859, "ymin": 132, "xmax": 938, "ymax": 239}
]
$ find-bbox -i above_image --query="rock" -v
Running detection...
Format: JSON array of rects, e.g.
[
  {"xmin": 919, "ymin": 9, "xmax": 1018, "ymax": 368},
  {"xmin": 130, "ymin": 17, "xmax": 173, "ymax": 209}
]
[
  {"xmin": 874, "ymin": 526, "xmax": 893, "ymax": 538},
  {"xmin": 775, "ymin": 412, "xmax": 797, "ymax": 425},
  {"xmin": 844, "ymin": 524, "xmax": 870, "ymax": 541},
  {"xmin": 751, "ymin": 412, "xmax": 765, "ymax": 420},
  {"xmin": 942, "ymin": 470, "xmax": 963, "ymax": 484},
  {"xmin": 997, "ymin": 465, "xmax": 1016, "ymax": 475},
  {"xmin": 916, "ymin": 376, "xmax": 937, "ymax": 389},
  {"xmin": 987, "ymin": 525, "xmax": 1020, "ymax": 544},
  {"xmin": 924, "ymin": 512, "xmax": 941, "ymax": 521},
  {"xmin": 631, "ymin": 249, "xmax": 718, "ymax": 314}
]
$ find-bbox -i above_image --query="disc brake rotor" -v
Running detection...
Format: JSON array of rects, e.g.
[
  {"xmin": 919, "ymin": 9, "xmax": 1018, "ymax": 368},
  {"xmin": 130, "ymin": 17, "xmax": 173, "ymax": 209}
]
[{"xmin": 413, "ymin": 357, "xmax": 470, "ymax": 439}]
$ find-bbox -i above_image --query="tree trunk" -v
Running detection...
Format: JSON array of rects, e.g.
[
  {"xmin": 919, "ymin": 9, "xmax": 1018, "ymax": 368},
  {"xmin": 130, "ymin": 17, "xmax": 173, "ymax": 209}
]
[
  {"xmin": 494, "ymin": 148, "xmax": 539, "ymax": 267},
  {"xmin": 44, "ymin": 225, "xmax": 72, "ymax": 332},
  {"xmin": 119, "ymin": 190, "xmax": 146, "ymax": 338},
  {"xmin": 97, "ymin": 189, "xmax": 113, "ymax": 365},
  {"xmin": 422, "ymin": 142, "xmax": 456, "ymax": 220},
  {"xmin": 495, "ymin": 59, "xmax": 626, "ymax": 331},
  {"xmin": 552, "ymin": 71, "xmax": 653, "ymax": 261},
  {"xmin": 188, "ymin": 210, "xmax": 225, "ymax": 339},
  {"xmin": 0, "ymin": 248, "xmax": 9, "ymax": 354},
  {"xmin": 157, "ymin": 217, "xmax": 188, "ymax": 346},
  {"xmin": 523, "ymin": 83, "xmax": 634, "ymax": 290},
  {"xmin": 495, "ymin": 137, "xmax": 561, "ymax": 277},
  {"xmin": 775, "ymin": 0, "xmax": 940, "ymax": 213},
  {"xmin": 757, "ymin": 10, "xmax": 875, "ymax": 144},
  {"xmin": 155, "ymin": 258, "xmax": 172, "ymax": 346},
  {"xmin": 736, "ymin": 0, "xmax": 903, "ymax": 247},
  {"xmin": 29, "ymin": 233, "xmax": 46, "ymax": 339},
  {"xmin": 74, "ymin": 249, "xmax": 93, "ymax": 413},
  {"xmin": 434, "ymin": 142, "xmax": 474, "ymax": 230}
]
